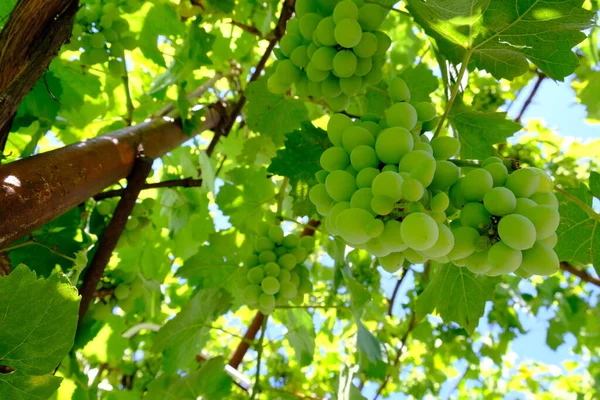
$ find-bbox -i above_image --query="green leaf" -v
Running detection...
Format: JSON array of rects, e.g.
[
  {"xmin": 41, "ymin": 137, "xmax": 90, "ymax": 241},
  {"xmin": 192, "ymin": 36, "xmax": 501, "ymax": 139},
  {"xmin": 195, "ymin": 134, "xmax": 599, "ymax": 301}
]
[
  {"xmin": 153, "ymin": 289, "xmax": 231, "ymax": 373},
  {"xmin": 283, "ymin": 309, "xmax": 315, "ymax": 367},
  {"xmin": 140, "ymin": 3, "xmax": 185, "ymax": 67},
  {"xmin": 407, "ymin": 0, "xmax": 594, "ymax": 80},
  {"xmin": 150, "ymin": 25, "xmax": 215, "ymax": 94},
  {"xmin": 555, "ymin": 185, "xmax": 600, "ymax": 275},
  {"xmin": 342, "ymin": 267, "xmax": 371, "ymax": 314},
  {"xmin": 589, "ymin": 171, "xmax": 600, "ymax": 199},
  {"xmin": 0, "ymin": 1, "xmax": 16, "ymax": 30},
  {"xmin": 0, "ymin": 372, "xmax": 62, "ymax": 400},
  {"xmin": 9, "ymin": 207, "xmax": 84, "ymax": 277},
  {"xmin": 450, "ymin": 104, "xmax": 521, "ymax": 159},
  {"xmin": 0, "ymin": 265, "xmax": 80, "ymax": 398},
  {"xmin": 177, "ymin": 231, "xmax": 250, "ymax": 292},
  {"xmin": 356, "ymin": 319, "xmax": 386, "ymax": 379},
  {"xmin": 145, "ymin": 356, "xmax": 232, "ymax": 400},
  {"xmin": 416, "ymin": 264, "xmax": 500, "ymax": 334},
  {"xmin": 576, "ymin": 71, "xmax": 600, "ymax": 121},
  {"xmin": 207, "ymin": 0, "xmax": 235, "ymax": 13},
  {"xmin": 400, "ymin": 64, "xmax": 439, "ymax": 102},
  {"xmin": 246, "ymin": 76, "xmax": 309, "ymax": 146},
  {"xmin": 216, "ymin": 167, "xmax": 276, "ymax": 233},
  {"xmin": 268, "ymin": 122, "xmax": 330, "ymax": 216},
  {"xmin": 356, "ymin": 321, "xmax": 382, "ymax": 364},
  {"xmin": 348, "ymin": 82, "xmax": 392, "ymax": 118}
]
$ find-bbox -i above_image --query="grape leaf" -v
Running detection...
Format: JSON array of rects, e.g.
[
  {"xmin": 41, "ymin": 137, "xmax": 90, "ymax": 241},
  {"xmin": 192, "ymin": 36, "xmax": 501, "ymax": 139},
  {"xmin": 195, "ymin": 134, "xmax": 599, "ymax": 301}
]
[
  {"xmin": 140, "ymin": 3, "xmax": 185, "ymax": 67},
  {"xmin": 216, "ymin": 167, "xmax": 276, "ymax": 233},
  {"xmin": 150, "ymin": 24, "xmax": 215, "ymax": 94},
  {"xmin": 145, "ymin": 356, "xmax": 232, "ymax": 400},
  {"xmin": 342, "ymin": 267, "xmax": 371, "ymax": 314},
  {"xmin": 208, "ymin": 0, "xmax": 235, "ymax": 13},
  {"xmin": 356, "ymin": 321, "xmax": 383, "ymax": 364},
  {"xmin": 400, "ymin": 64, "xmax": 440, "ymax": 102},
  {"xmin": 9, "ymin": 208, "xmax": 84, "ymax": 277},
  {"xmin": 246, "ymin": 76, "xmax": 309, "ymax": 147},
  {"xmin": 407, "ymin": 0, "xmax": 594, "ymax": 80},
  {"xmin": 153, "ymin": 289, "xmax": 231, "ymax": 373},
  {"xmin": 177, "ymin": 231, "xmax": 251, "ymax": 292},
  {"xmin": 268, "ymin": 122, "xmax": 330, "ymax": 216},
  {"xmin": 589, "ymin": 171, "xmax": 600, "ymax": 199},
  {"xmin": 416, "ymin": 264, "xmax": 500, "ymax": 334},
  {"xmin": 450, "ymin": 104, "xmax": 521, "ymax": 159},
  {"xmin": 356, "ymin": 319, "xmax": 386, "ymax": 379},
  {"xmin": 555, "ymin": 184, "xmax": 600, "ymax": 275},
  {"xmin": 349, "ymin": 82, "xmax": 391, "ymax": 118},
  {"xmin": 0, "ymin": 372, "xmax": 61, "ymax": 400},
  {"xmin": 0, "ymin": 1, "xmax": 16, "ymax": 30},
  {"xmin": 281, "ymin": 309, "xmax": 315, "ymax": 367},
  {"xmin": 0, "ymin": 265, "xmax": 80, "ymax": 398},
  {"xmin": 576, "ymin": 71, "xmax": 600, "ymax": 121}
]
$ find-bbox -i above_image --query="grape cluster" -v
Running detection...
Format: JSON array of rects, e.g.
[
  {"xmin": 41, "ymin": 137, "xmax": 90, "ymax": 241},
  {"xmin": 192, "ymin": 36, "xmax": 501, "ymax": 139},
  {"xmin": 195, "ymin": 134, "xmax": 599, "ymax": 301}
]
[
  {"xmin": 449, "ymin": 160, "xmax": 560, "ymax": 277},
  {"xmin": 239, "ymin": 224, "xmax": 315, "ymax": 315},
  {"xmin": 68, "ymin": 0, "xmax": 141, "ymax": 72},
  {"xmin": 268, "ymin": 0, "xmax": 391, "ymax": 111},
  {"xmin": 310, "ymin": 77, "xmax": 453, "ymax": 273}
]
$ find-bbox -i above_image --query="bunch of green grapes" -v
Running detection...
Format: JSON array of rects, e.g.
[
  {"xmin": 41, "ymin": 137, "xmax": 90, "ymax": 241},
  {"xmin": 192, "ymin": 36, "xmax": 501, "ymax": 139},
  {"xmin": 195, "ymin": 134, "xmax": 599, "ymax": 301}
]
[
  {"xmin": 238, "ymin": 224, "xmax": 315, "ymax": 315},
  {"xmin": 267, "ymin": 0, "xmax": 392, "ymax": 111},
  {"xmin": 67, "ymin": 0, "xmax": 140, "ymax": 73},
  {"xmin": 310, "ymin": 77, "xmax": 457, "ymax": 273},
  {"xmin": 447, "ymin": 160, "xmax": 560, "ymax": 277}
]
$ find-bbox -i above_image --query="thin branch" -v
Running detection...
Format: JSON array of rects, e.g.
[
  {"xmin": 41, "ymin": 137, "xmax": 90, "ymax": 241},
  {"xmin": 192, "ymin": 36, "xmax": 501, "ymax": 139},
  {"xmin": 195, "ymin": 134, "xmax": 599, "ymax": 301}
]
[
  {"xmin": 515, "ymin": 72, "xmax": 545, "ymax": 123},
  {"xmin": 250, "ymin": 315, "xmax": 269, "ymax": 400},
  {"xmin": 122, "ymin": 56, "xmax": 135, "ymax": 126},
  {"xmin": 229, "ymin": 312, "xmax": 265, "ymax": 368},
  {"xmin": 206, "ymin": 0, "xmax": 295, "ymax": 156},
  {"xmin": 77, "ymin": 156, "xmax": 154, "ymax": 326},
  {"xmin": 388, "ymin": 268, "xmax": 409, "ymax": 316},
  {"xmin": 374, "ymin": 312, "xmax": 417, "ymax": 399},
  {"xmin": 154, "ymin": 73, "xmax": 224, "ymax": 118},
  {"xmin": 230, "ymin": 20, "xmax": 263, "ymax": 37},
  {"xmin": 0, "ymin": 238, "xmax": 75, "ymax": 262},
  {"xmin": 301, "ymin": 219, "xmax": 321, "ymax": 237},
  {"xmin": 560, "ymin": 262, "xmax": 600, "ymax": 288},
  {"xmin": 94, "ymin": 178, "xmax": 203, "ymax": 200},
  {"xmin": 434, "ymin": 48, "xmax": 474, "ymax": 138}
]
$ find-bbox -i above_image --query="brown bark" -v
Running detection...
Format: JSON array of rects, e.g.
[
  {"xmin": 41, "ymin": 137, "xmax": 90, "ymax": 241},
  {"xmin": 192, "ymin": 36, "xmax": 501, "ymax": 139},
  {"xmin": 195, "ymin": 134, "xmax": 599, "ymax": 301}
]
[
  {"xmin": 77, "ymin": 157, "xmax": 153, "ymax": 324},
  {"xmin": 228, "ymin": 312, "xmax": 265, "ymax": 369},
  {"xmin": 0, "ymin": 0, "xmax": 79, "ymax": 149},
  {"xmin": 0, "ymin": 108, "xmax": 221, "ymax": 249}
]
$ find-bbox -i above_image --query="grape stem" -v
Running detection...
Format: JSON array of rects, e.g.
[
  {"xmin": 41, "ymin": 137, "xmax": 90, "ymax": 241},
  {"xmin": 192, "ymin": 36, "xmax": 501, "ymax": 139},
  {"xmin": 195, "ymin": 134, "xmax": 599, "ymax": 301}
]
[
  {"xmin": 250, "ymin": 315, "xmax": 269, "ymax": 400},
  {"xmin": 434, "ymin": 48, "xmax": 474, "ymax": 138},
  {"xmin": 560, "ymin": 262, "xmax": 600, "ymax": 288}
]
